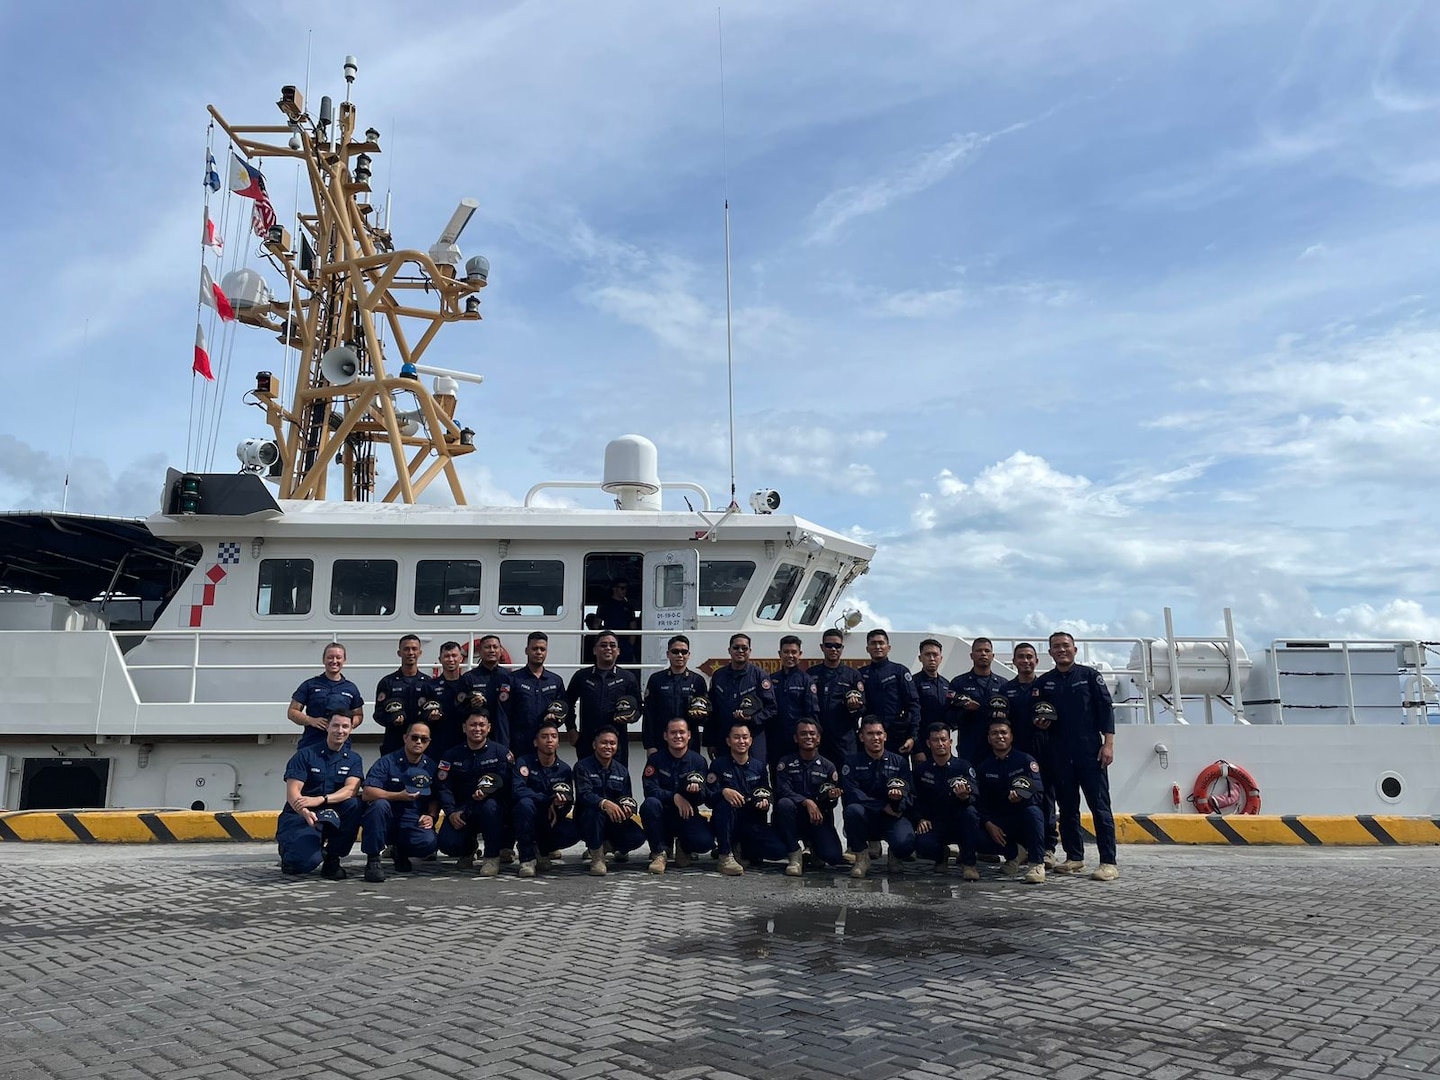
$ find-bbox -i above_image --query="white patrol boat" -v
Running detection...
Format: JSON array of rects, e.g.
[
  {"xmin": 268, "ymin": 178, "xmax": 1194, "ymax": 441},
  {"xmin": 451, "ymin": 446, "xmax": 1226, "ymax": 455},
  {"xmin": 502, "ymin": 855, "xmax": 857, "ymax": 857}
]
[{"xmin": 0, "ymin": 62, "xmax": 1436, "ymax": 820}]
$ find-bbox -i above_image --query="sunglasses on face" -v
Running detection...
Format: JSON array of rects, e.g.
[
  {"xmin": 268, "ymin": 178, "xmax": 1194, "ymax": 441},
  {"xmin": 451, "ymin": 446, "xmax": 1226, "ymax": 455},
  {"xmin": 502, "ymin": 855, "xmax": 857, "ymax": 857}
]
[
  {"xmin": 407, "ymin": 735, "xmax": 430, "ymax": 742},
  {"xmin": 669, "ymin": 649, "xmax": 689, "ymax": 655}
]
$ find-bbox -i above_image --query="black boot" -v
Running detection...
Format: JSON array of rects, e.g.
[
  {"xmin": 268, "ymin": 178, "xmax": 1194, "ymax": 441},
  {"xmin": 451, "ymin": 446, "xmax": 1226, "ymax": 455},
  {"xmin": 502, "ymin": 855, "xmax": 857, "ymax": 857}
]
[
  {"xmin": 364, "ymin": 856, "xmax": 386, "ymax": 883},
  {"xmin": 320, "ymin": 855, "xmax": 346, "ymax": 880}
]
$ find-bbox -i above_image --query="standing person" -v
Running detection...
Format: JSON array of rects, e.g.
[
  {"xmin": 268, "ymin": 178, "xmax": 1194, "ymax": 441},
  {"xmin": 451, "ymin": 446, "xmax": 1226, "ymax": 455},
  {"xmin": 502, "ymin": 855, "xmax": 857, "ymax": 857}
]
[
  {"xmin": 912, "ymin": 638, "xmax": 951, "ymax": 761},
  {"xmin": 950, "ymin": 638, "xmax": 1007, "ymax": 765},
  {"xmin": 842, "ymin": 716, "xmax": 917, "ymax": 877},
  {"xmin": 910, "ymin": 724, "xmax": 981, "ymax": 879},
  {"xmin": 511, "ymin": 720, "xmax": 580, "ymax": 878},
  {"xmin": 1036, "ymin": 631, "xmax": 1118, "ymax": 881},
  {"xmin": 277, "ymin": 711, "xmax": 364, "ymax": 877},
  {"xmin": 435, "ymin": 711, "xmax": 513, "ymax": 876},
  {"xmin": 287, "ymin": 643, "xmax": 364, "ymax": 748},
  {"xmin": 770, "ymin": 635, "xmax": 819, "ymax": 774},
  {"xmin": 812, "ymin": 629, "xmax": 865, "ymax": 767},
  {"xmin": 708, "ymin": 721, "xmax": 788, "ymax": 877},
  {"xmin": 859, "ymin": 629, "xmax": 921, "ymax": 756},
  {"xmin": 507, "ymin": 631, "xmax": 567, "ymax": 757},
  {"xmin": 639, "ymin": 717, "xmax": 714, "ymax": 874},
  {"xmin": 642, "ymin": 635, "xmax": 709, "ymax": 755},
  {"xmin": 429, "ymin": 640, "xmax": 473, "ymax": 757},
  {"xmin": 1002, "ymin": 642, "xmax": 1058, "ymax": 864},
  {"xmin": 975, "ymin": 716, "xmax": 1047, "ymax": 885},
  {"xmin": 774, "ymin": 719, "xmax": 845, "ymax": 876},
  {"xmin": 707, "ymin": 633, "xmax": 777, "ymax": 763},
  {"xmin": 374, "ymin": 634, "xmax": 439, "ymax": 756},
  {"xmin": 465, "ymin": 635, "xmax": 513, "ymax": 748},
  {"xmin": 595, "ymin": 580, "xmax": 639, "ymax": 663},
  {"xmin": 359, "ymin": 720, "xmax": 440, "ymax": 883},
  {"xmin": 574, "ymin": 727, "xmax": 645, "ymax": 875},
  {"xmin": 565, "ymin": 633, "xmax": 641, "ymax": 750}
]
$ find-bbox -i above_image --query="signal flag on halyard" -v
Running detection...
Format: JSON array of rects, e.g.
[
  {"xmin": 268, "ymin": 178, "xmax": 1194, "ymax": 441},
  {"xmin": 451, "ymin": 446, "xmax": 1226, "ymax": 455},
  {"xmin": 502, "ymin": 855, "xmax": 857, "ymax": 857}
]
[
  {"xmin": 200, "ymin": 265, "xmax": 235, "ymax": 322},
  {"xmin": 204, "ymin": 152, "xmax": 221, "ymax": 193},
  {"xmin": 203, "ymin": 208, "xmax": 224, "ymax": 255},
  {"xmin": 193, "ymin": 324, "xmax": 215, "ymax": 381},
  {"xmin": 228, "ymin": 152, "xmax": 277, "ymax": 238}
]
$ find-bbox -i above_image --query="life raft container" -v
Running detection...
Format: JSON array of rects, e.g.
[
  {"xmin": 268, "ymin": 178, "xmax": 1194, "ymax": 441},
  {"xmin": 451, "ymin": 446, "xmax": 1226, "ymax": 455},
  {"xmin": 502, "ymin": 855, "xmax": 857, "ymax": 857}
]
[{"xmin": 1191, "ymin": 760, "xmax": 1261, "ymax": 815}]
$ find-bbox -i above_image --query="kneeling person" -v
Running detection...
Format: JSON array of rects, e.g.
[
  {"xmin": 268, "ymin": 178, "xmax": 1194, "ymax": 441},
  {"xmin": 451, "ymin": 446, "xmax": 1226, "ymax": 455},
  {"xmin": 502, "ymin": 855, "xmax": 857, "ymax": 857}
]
[
  {"xmin": 574, "ymin": 726, "xmax": 645, "ymax": 875},
  {"xmin": 911, "ymin": 723, "xmax": 982, "ymax": 879},
  {"xmin": 708, "ymin": 721, "xmax": 788, "ymax": 876},
  {"xmin": 435, "ymin": 710, "xmax": 513, "ymax": 876},
  {"xmin": 277, "ymin": 712, "xmax": 364, "ymax": 878},
  {"xmin": 640, "ymin": 717, "xmax": 715, "ymax": 874},
  {"xmin": 511, "ymin": 720, "xmax": 580, "ymax": 877},
  {"xmin": 360, "ymin": 720, "xmax": 440, "ymax": 882},
  {"xmin": 976, "ymin": 717, "xmax": 1047, "ymax": 884},
  {"xmin": 842, "ymin": 716, "xmax": 918, "ymax": 877},
  {"xmin": 774, "ymin": 719, "xmax": 845, "ymax": 875}
]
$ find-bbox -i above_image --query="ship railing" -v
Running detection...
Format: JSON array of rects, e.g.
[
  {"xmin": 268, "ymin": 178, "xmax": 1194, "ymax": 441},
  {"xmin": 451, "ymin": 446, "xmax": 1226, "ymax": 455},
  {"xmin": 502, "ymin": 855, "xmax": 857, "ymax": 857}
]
[
  {"xmin": 971, "ymin": 633, "xmax": 1158, "ymax": 724},
  {"xmin": 1263, "ymin": 637, "xmax": 1435, "ymax": 726}
]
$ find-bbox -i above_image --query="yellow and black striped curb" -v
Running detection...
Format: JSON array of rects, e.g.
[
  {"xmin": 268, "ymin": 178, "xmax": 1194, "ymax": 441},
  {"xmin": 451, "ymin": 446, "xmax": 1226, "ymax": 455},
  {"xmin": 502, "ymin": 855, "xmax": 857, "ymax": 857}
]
[
  {"xmin": 0, "ymin": 809, "xmax": 1438, "ymax": 845},
  {"xmin": 0, "ymin": 810, "xmax": 277, "ymax": 843},
  {"xmin": 1097, "ymin": 814, "xmax": 1440, "ymax": 846}
]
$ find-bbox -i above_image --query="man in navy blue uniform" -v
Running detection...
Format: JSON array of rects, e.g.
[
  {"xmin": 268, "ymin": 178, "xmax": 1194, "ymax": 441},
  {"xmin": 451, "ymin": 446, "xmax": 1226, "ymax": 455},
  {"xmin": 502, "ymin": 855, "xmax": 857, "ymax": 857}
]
[
  {"xmin": 774, "ymin": 718, "xmax": 844, "ymax": 876},
  {"xmin": 427, "ymin": 640, "xmax": 474, "ymax": 758},
  {"xmin": 707, "ymin": 633, "xmax": 777, "ymax": 763},
  {"xmin": 507, "ymin": 632, "xmax": 567, "ymax": 756},
  {"xmin": 842, "ymin": 716, "xmax": 917, "ymax": 877},
  {"xmin": 975, "ymin": 716, "xmax": 1047, "ymax": 884},
  {"xmin": 1036, "ymin": 631, "xmax": 1118, "ymax": 881},
  {"xmin": 811, "ymin": 628, "xmax": 865, "ymax": 767},
  {"xmin": 769, "ymin": 635, "xmax": 819, "ymax": 775},
  {"xmin": 708, "ymin": 721, "xmax": 788, "ymax": 876},
  {"xmin": 566, "ymin": 633, "xmax": 642, "ymax": 750},
  {"xmin": 860, "ymin": 629, "xmax": 920, "ymax": 756},
  {"xmin": 287, "ymin": 643, "xmax": 363, "ymax": 748},
  {"xmin": 910, "ymin": 723, "xmax": 981, "ymax": 879},
  {"xmin": 277, "ymin": 712, "xmax": 364, "ymax": 877},
  {"xmin": 465, "ymin": 634, "xmax": 513, "ymax": 748},
  {"xmin": 642, "ymin": 634, "xmax": 709, "ymax": 754},
  {"xmin": 640, "ymin": 717, "xmax": 714, "ymax": 874},
  {"xmin": 360, "ymin": 719, "xmax": 440, "ymax": 883},
  {"xmin": 574, "ymin": 726, "xmax": 644, "ymax": 875},
  {"xmin": 912, "ymin": 639, "xmax": 951, "ymax": 761},
  {"xmin": 950, "ymin": 637, "xmax": 1007, "ymax": 765},
  {"xmin": 511, "ymin": 720, "xmax": 579, "ymax": 878},
  {"xmin": 1002, "ymin": 642, "xmax": 1059, "ymax": 864},
  {"xmin": 596, "ymin": 579, "xmax": 640, "ymax": 663},
  {"xmin": 435, "ymin": 711, "xmax": 513, "ymax": 876},
  {"xmin": 374, "ymin": 634, "xmax": 439, "ymax": 755}
]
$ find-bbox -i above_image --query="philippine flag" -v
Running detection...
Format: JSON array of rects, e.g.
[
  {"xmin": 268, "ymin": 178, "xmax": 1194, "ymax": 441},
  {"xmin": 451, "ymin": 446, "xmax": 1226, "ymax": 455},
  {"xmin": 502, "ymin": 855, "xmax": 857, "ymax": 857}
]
[{"xmin": 228, "ymin": 153, "xmax": 267, "ymax": 200}]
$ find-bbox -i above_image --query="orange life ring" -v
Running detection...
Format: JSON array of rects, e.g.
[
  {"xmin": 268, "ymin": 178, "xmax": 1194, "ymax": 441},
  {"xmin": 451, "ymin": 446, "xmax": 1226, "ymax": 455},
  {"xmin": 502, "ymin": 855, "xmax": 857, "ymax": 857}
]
[{"xmin": 1191, "ymin": 760, "xmax": 1261, "ymax": 815}]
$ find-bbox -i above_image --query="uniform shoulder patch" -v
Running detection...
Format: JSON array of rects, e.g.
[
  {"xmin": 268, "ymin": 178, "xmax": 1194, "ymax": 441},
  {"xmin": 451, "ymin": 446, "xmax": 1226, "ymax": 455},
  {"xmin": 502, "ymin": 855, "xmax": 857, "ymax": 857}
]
[
  {"xmin": 518, "ymin": 765, "xmax": 530, "ymax": 777},
  {"xmin": 760, "ymin": 678, "xmax": 772, "ymax": 690},
  {"xmin": 1030, "ymin": 760, "xmax": 1040, "ymax": 773},
  {"xmin": 643, "ymin": 765, "xmax": 656, "ymax": 777},
  {"xmin": 902, "ymin": 670, "xmax": 913, "ymax": 681},
  {"xmin": 705, "ymin": 773, "xmax": 717, "ymax": 785},
  {"xmin": 841, "ymin": 764, "xmax": 851, "ymax": 775},
  {"xmin": 829, "ymin": 771, "xmax": 839, "ymax": 782}
]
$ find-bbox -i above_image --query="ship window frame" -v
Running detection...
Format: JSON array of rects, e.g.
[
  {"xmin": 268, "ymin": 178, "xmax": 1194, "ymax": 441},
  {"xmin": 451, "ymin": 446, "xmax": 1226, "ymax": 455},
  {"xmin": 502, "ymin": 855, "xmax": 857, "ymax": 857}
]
[
  {"xmin": 256, "ymin": 557, "xmax": 314, "ymax": 617},
  {"xmin": 698, "ymin": 559, "xmax": 756, "ymax": 618},
  {"xmin": 414, "ymin": 559, "xmax": 483, "ymax": 617},
  {"xmin": 794, "ymin": 569, "xmax": 837, "ymax": 627},
  {"xmin": 498, "ymin": 558, "xmax": 566, "ymax": 619},
  {"xmin": 755, "ymin": 562, "xmax": 804, "ymax": 622},
  {"xmin": 329, "ymin": 558, "xmax": 399, "ymax": 618}
]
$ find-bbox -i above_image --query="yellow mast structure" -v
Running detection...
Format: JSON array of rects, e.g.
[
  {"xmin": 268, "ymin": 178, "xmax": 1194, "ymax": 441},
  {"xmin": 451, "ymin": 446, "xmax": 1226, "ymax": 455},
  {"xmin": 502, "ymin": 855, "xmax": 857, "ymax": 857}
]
[{"xmin": 206, "ymin": 62, "xmax": 485, "ymax": 505}]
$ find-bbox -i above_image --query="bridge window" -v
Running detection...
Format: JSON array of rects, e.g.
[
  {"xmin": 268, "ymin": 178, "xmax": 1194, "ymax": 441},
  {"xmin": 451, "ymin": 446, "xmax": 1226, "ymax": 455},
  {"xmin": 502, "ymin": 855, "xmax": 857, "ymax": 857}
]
[
  {"xmin": 794, "ymin": 570, "xmax": 836, "ymax": 626},
  {"xmin": 330, "ymin": 559, "xmax": 397, "ymax": 616},
  {"xmin": 756, "ymin": 563, "xmax": 804, "ymax": 622},
  {"xmin": 499, "ymin": 559, "xmax": 565, "ymax": 617},
  {"xmin": 257, "ymin": 559, "xmax": 313, "ymax": 616},
  {"xmin": 699, "ymin": 560, "xmax": 755, "ymax": 617},
  {"xmin": 415, "ymin": 559, "xmax": 482, "ymax": 616}
]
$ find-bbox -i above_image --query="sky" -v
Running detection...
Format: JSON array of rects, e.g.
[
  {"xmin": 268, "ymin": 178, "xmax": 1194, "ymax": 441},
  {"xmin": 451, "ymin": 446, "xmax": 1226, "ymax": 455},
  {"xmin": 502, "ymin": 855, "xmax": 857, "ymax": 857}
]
[{"xmin": 1, "ymin": 1, "xmax": 1438, "ymax": 654}]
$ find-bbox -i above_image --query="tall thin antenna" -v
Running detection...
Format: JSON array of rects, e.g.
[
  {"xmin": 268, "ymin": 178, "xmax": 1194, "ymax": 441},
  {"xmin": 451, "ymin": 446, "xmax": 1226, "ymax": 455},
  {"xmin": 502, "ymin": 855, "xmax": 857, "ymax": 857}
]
[
  {"xmin": 61, "ymin": 320, "xmax": 88, "ymax": 511},
  {"xmin": 718, "ymin": 8, "xmax": 738, "ymax": 509}
]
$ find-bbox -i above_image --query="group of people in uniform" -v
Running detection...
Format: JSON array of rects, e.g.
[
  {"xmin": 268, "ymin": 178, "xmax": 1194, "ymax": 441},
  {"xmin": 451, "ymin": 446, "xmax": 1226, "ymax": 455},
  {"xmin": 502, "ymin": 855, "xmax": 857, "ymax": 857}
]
[{"xmin": 278, "ymin": 627, "xmax": 1119, "ymax": 885}]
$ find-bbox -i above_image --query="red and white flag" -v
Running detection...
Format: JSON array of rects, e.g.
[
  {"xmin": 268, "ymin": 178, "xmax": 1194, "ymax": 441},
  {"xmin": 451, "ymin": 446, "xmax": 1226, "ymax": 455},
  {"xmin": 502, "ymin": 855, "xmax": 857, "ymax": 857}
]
[
  {"xmin": 193, "ymin": 324, "xmax": 214, "ymax": 380},
  {"xmin": 229, "ymin": 152, "xmax": 277, "ymax": 239},
  {"xmin": 199, "ymin": 265, "xmax": 235, "ymax": 322},
  {"xmin": 203, "ymin": 208, "xmax": 224, "ymax": 255}
]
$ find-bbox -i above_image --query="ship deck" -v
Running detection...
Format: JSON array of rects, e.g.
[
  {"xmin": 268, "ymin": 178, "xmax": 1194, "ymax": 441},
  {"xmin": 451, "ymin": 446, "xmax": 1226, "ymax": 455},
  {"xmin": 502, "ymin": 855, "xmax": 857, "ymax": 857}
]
[{"xmin": 1, "ymin": 845, "xmax": 1437, "ymax": 1078}]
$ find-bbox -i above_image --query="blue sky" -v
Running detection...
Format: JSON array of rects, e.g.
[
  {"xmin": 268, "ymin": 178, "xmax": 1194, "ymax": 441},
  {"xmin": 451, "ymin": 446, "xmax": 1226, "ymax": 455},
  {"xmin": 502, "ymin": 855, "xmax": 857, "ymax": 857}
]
[{"xmin": 2, "ymin": 2, "xmax": 1438, "ymax": 651}]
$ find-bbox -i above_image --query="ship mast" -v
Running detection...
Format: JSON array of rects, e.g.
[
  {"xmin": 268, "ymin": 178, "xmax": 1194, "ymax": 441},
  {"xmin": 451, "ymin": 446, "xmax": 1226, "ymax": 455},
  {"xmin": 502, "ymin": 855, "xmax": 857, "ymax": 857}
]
[{"xmin": 206, "ymin": 57, "xmax": 486, "ymax": 504}]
